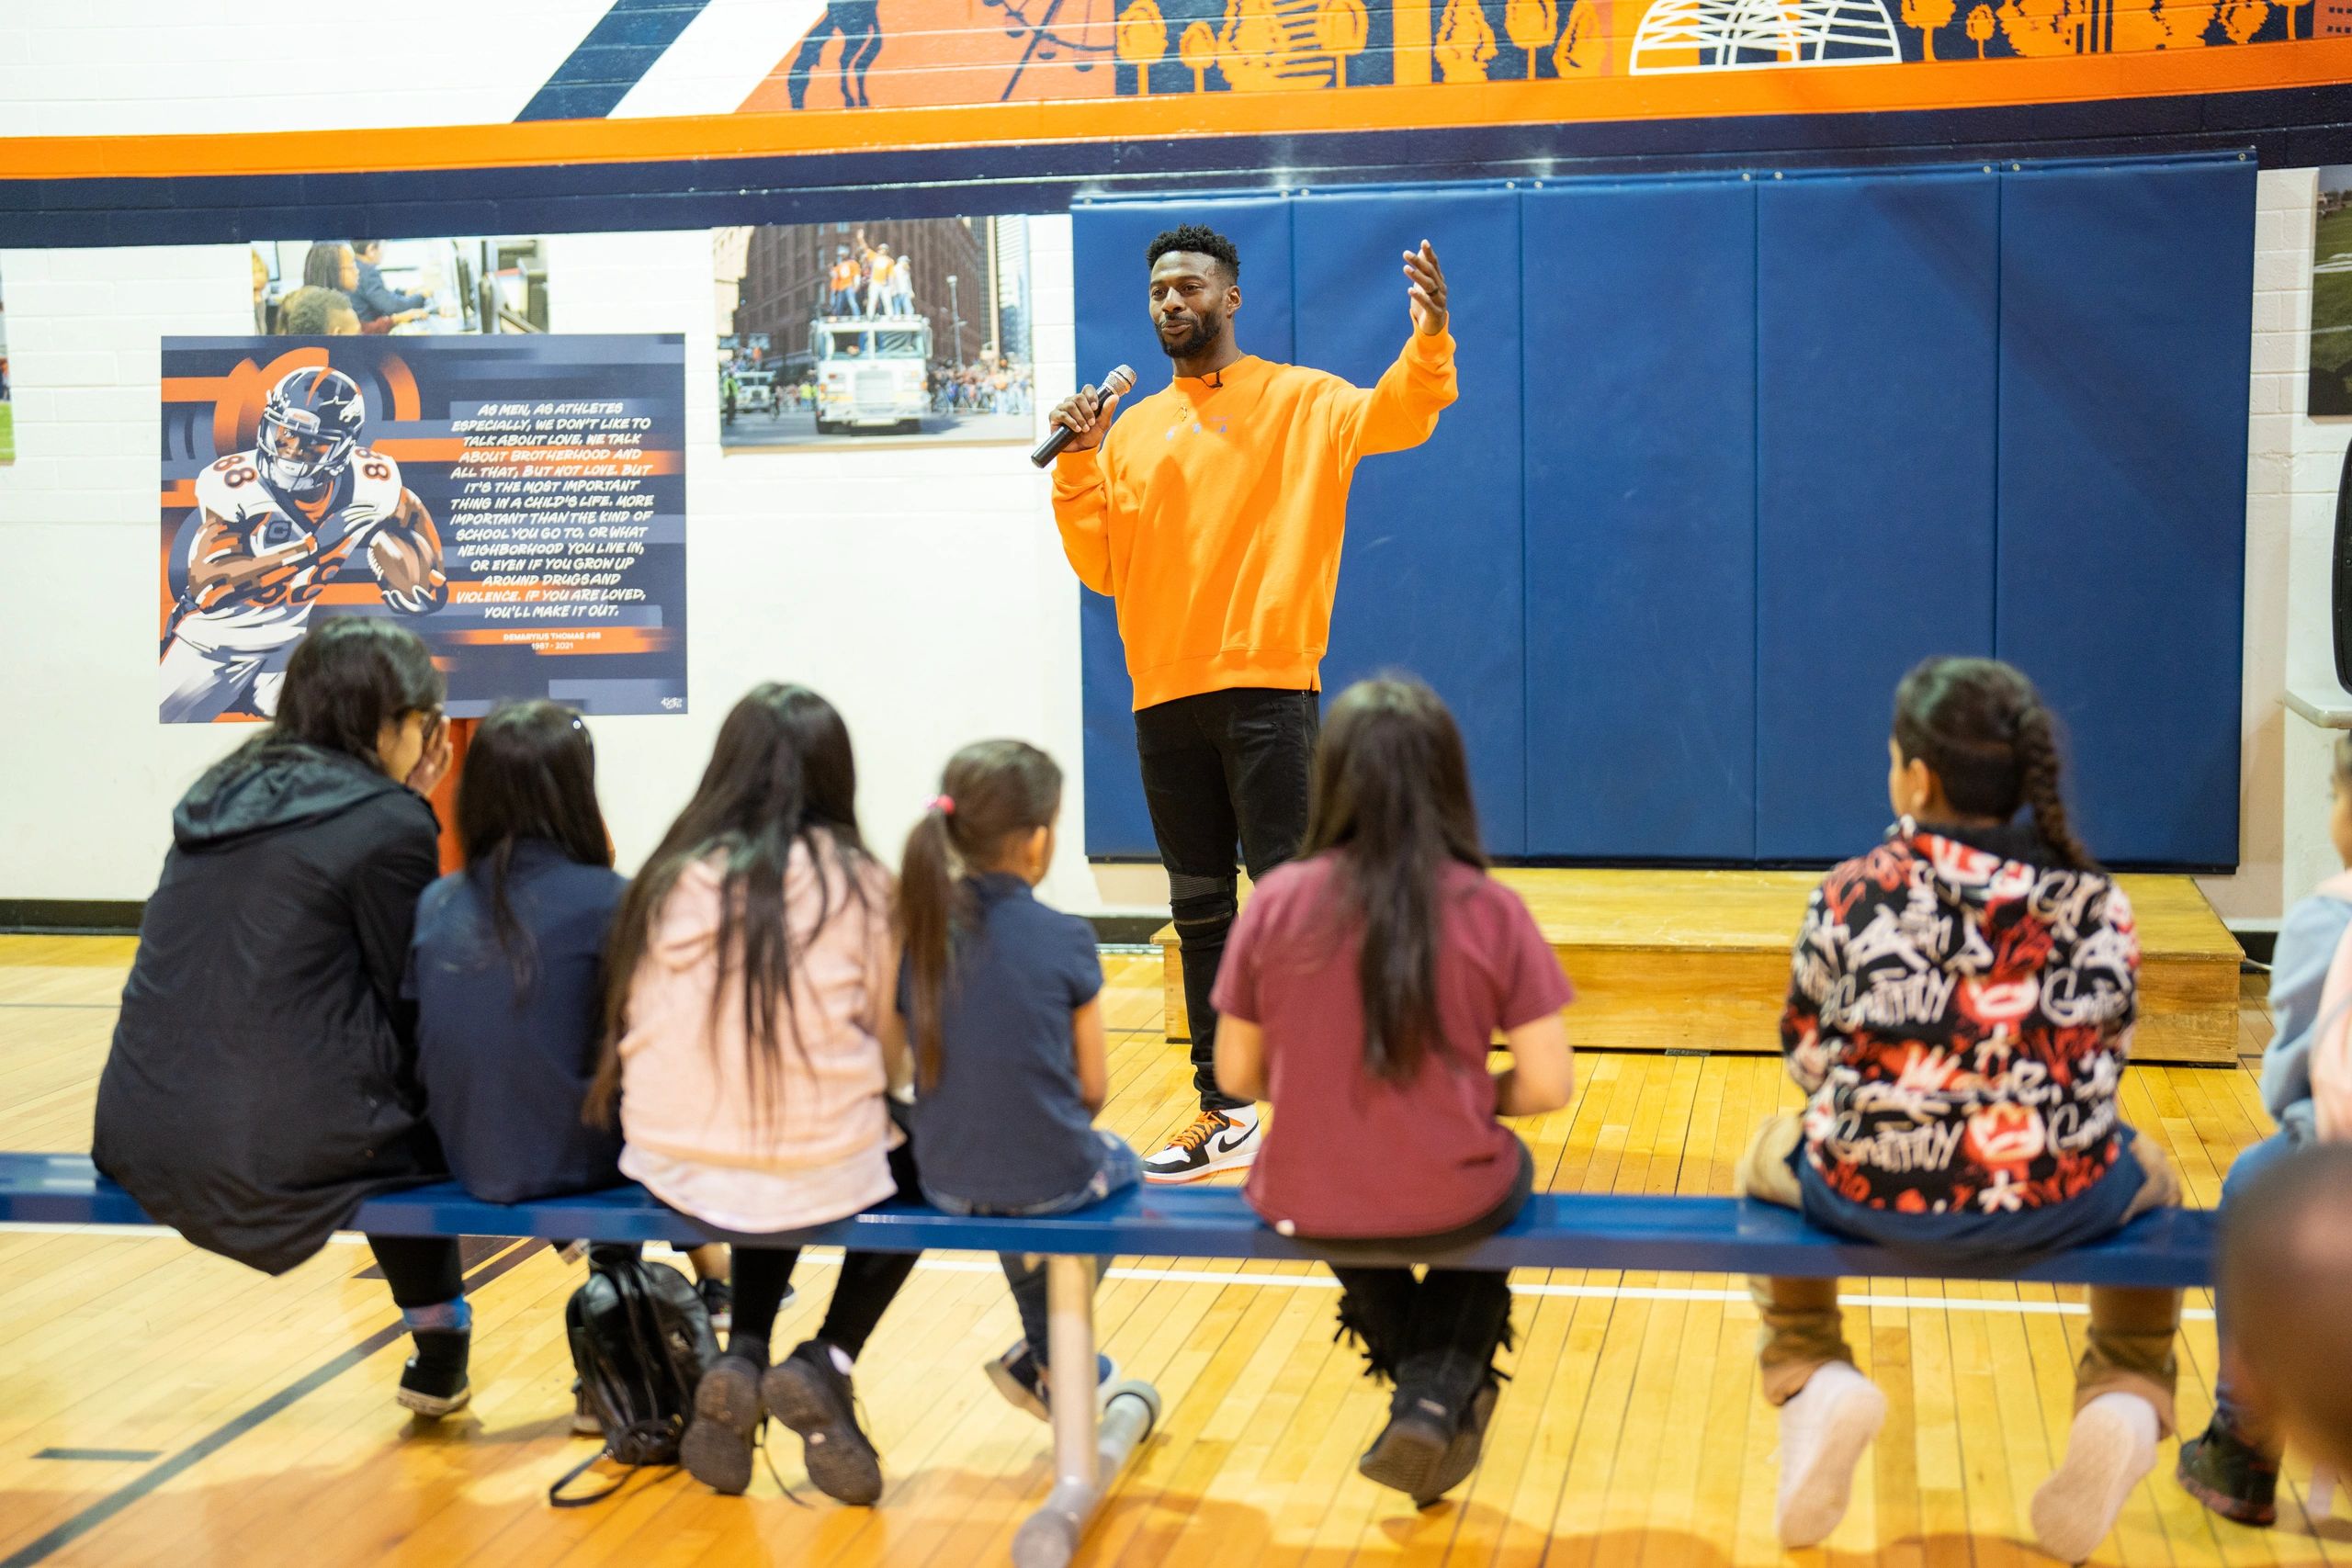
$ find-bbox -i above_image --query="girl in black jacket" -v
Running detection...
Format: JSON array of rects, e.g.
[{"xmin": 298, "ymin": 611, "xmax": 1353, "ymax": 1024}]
[{"xmin": 96, "ymin": 618, "xmax": 467, "ymax": 1416}]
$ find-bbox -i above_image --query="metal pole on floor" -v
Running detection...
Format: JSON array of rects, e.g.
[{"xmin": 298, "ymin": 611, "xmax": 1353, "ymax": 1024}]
[{"xmin": 1012, "ymin": 1255, "xmax": 1160, "ymax": 1568}]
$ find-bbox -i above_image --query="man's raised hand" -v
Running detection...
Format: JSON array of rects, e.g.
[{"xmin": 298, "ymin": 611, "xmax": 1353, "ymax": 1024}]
[
  {"xmin": 1048, "ymin": 383, "xmax": 1123, "ymax": 454},
  {"xmin": 1404, "ymin": 241, "xmax": 1448, "ymax": 337}
]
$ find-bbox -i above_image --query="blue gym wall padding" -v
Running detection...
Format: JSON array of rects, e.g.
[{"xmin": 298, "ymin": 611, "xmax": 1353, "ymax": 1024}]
[
  {"xmin": 1072, "ymin": 156, "xmax": 2253, "ymax": 870},
  {"xmin": 1522, "ymin": 180, "xmax": 1758, "ymax": 861},
  {"xmin": 1296, "ymin": 187, "xmax": 1528, "ymax": 853},
  {"xmin": 1755, "ymin": 170, "xmax": 2002, "ymax": 862},
  {"xmin": 1996, "ymin": 161, "xmax": 2252, "ymax": 869}
]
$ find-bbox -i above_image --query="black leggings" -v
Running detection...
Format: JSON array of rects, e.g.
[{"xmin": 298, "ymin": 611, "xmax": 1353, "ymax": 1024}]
[
  {"xmin": 366, "ymin": 1235, "xmax": 464, "ymax": 1310},
  {"xmin": 1318, "ymin": 1140, "xmax": 1534, "ymax": 1402},
  {"xmin": 728, "ymin": 1138, "xmax": 922, "ymax": 1361}
]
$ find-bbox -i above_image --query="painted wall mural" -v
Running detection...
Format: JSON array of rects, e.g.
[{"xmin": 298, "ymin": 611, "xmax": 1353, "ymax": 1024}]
[{"xmin": 730, "ymin": 0, "xmax": 2338, "ymax": 107}]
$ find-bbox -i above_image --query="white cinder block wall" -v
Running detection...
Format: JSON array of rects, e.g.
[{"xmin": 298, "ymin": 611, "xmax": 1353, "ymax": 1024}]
[
  {"xmin": 0, "ymin": 186, "xmax": 2337, "ymax": 927},
  {"xmin": 0, "ymin": 220, "xmax": 1118, "ymax": 917}
]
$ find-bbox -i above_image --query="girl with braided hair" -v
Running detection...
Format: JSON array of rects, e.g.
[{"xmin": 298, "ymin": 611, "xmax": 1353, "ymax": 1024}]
[{"xmin": 1736, "ymin": 656, "xmax": 2183, "ymax": 1561}]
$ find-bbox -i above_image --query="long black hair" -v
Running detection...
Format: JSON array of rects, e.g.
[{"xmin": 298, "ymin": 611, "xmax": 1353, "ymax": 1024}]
[
  {"xmin": 456, "ymin": 700, "xmax": 611, "ymax": 997},
  {"xmin": 898, "ymin": 739, "xmax": 1063, "ymax": 1092},
  {"xmin": 589, "ymin": 683, "xmax": 871, "ymax": 1123},
  {"xmin": 301, "ymin": 242, "xmax": 350, "ymax": 290},
  {"xmin": 1892, "ymin": 656, "xmax": 2096, "ymax": 870},
  {"xmin": 252, "ymin": 616, "xmax": 442, "ymax": 772},
  {"xmin": 1298, "ymin": 677, "xmax": 1487, "ymax": 1084}
]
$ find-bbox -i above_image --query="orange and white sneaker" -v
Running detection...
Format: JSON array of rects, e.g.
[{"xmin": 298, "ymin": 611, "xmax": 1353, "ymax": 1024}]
[{"xmin": 1144, "ymin": 1107, "xmax": 1261, "ymax": 1185}]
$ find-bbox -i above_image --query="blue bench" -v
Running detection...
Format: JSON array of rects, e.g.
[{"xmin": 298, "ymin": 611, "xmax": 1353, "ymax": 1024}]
[
  {"xmin": 0, "ymin": 1152, "xmax": 2219, "ymax": 1564},
  {"xmin": 0, "ymin": 1152, "xmax": 2219, "ymax": 1283}
]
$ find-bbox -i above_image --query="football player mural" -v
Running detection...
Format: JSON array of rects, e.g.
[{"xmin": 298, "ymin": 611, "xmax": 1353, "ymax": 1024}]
[{"xmin": 160, "ymin": 367, "xmax": 447, "ymax": 723}]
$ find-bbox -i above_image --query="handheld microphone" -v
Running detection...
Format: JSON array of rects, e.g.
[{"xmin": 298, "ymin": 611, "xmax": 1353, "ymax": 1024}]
[{"xmin": 1031, "ymin": 364, "xmax": 1136, "ymax": 468}]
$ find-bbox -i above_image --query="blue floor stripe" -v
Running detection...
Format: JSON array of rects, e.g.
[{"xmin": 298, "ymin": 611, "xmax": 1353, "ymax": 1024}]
[{"xmin": 515, "ymin": 0, "xmax": 711, "ymax": 122}]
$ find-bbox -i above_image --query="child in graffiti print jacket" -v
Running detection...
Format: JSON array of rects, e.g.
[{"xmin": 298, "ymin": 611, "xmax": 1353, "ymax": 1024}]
[{"xmin": 1736, "ymin": 657, "xmax": 2183, "ymax": 1562}]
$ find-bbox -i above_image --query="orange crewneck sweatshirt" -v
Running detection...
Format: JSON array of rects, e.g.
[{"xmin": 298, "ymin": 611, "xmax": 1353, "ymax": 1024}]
[{"xmin": 1051, "ymin": 332, "xmax": 1458, "ymax": 710}]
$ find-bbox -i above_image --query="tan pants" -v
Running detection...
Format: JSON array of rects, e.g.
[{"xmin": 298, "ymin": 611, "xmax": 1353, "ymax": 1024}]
[{"xmin": 1736, "ymin": 1112, "xmax": 2185, "ymax": 1435}]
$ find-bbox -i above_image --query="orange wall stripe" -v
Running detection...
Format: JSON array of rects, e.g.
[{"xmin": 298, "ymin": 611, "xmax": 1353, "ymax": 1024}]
[{"xmin": 2, "ymin": 40, "xmax": 2346, "ymax": 184}]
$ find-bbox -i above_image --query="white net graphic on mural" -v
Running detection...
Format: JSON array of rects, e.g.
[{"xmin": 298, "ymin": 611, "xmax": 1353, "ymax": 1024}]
[{"xmin": 1628, "ymin": 0, "xmax": 1903, "ymax": 73}]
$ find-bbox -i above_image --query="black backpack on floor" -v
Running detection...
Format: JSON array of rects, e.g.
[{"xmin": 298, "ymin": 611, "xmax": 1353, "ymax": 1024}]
[{"xmin": 549, "ymin": 1245, "xmax": 718, "ymax": 1506}]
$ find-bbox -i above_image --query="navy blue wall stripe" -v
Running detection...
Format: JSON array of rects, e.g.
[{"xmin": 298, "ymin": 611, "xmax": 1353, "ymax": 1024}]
[
  {"xmin": 515, "ymin": 0, "xmax": 711, "ymax": 122},
  {"xmin": 0, "ymin": 84, "xmax": 2346, "ymax": 245}
]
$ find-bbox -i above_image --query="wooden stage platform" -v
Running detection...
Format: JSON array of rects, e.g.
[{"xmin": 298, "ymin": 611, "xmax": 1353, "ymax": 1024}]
[{"xmin": 1157, "ymin": 868, "xmax": 2245, "ymax": 1065}]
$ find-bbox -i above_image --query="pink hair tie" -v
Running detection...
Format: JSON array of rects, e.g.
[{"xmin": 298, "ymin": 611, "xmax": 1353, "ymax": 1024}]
[{"xmin": 930, "ymin": 794, "xmax": 956, "ymax": 817}]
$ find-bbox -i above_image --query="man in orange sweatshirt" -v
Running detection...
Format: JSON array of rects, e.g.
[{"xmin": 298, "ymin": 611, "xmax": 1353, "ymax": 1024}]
[{"xmin": 1049, "ymin": 222, "xmax": 1456, "ymax": 1184}]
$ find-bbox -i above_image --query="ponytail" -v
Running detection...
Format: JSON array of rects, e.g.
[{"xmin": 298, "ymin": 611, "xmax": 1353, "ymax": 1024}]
[
  {"xmin": 2012, "ymin": 705, "xmax": 2097, "ymax": 872},
  {"xmin": 899, "ymin": 806, "xmax": 961, "ymax": 1092},
  {"xmin": 894, "ymin": 741, "xmax": 1065, "ymax": 1095}
]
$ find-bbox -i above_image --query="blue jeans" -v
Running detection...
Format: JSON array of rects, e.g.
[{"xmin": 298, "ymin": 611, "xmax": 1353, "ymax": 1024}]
[
  {"xmin": 2211, "ymin": 1126, "xmax": 2303, "ymax": 1447},
  {"xmin": 925, "ymin": 1131, "xmax": 1141, "ymax": 1353}
]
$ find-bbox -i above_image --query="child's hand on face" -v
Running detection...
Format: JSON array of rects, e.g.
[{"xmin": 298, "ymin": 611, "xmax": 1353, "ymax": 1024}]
[{"xmin": 2332, "ymin": 777, "xmax": 2352, "ymax": 871}]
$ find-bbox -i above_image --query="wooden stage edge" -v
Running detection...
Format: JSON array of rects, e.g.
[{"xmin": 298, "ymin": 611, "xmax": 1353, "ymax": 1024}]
[{"xmin": 1155, "ymin": 868, "xmax": 2246, "ymax": 1066}]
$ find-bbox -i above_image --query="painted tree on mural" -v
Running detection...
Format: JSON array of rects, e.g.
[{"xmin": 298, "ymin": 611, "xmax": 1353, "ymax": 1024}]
[
  {"xmin": 1965, "ymin": 2, "xmax": 1994, "ymax": 50},
  {"xmin": 1118, "ymin": 0, "xmax": 1170, "ymax": 89},
  {"xmin": 2111, "ymin": 0, "xmax": 2216, "ymax": 47},
  {"xmin": 1216, "ymin": 0, "xmax": 1300, "ymax": 89},
  {"xmin": 1179, "ymin": 17, "xmax": 1221, "ymax": 85},
  {"xmin": 1316, "ymin": 0, "xmax": 1371, "ymax": 81},
  {"xmin": 1903, "ymin": 0, "xmax": 1956, "ymax": 56},
  {"xmin": 1504, "ymin": 0, "xmax": 1559, "ymax": 74},
  {"xmin": 1553, "ymin": 0, "xmax": 1606, "ymax": 70},
  {"xmin": 1436, "ymin": 0, "xmax": 1499, "ymax": 80},
  {"xmin": 1996, "ymin": 0, "xmax": 2080, "ymax": 56},
  {"xmin": 2220, "ymin": 0, "xmax": 2268, "ymax": 39}
]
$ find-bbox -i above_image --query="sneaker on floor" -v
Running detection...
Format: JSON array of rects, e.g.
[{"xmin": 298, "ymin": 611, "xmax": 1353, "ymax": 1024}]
[
  {"xmin": 1358, "ymin": 1387, "xmax": 1457, "ymax": 1501},
  {"xmin": 1774, "ymin": 1361, "xmax": 1886, "ymax": 1549},
  {"xmin": 698, "ymin": 1277, "xmax": 734, "ymax": 1337},
  {"xmin": 1412, "ymin": 1377, "xmax": 1500, "ymax": 1508},
  {"xmin": 985, "ymin": 1339, "xmax": 1120, "ymax": 1421},
  {"xmin": 2176, "ymin": 1418, "xmax": 2279, "ymax": 1527},
  {"xmin": 1144, "ymin": 1107, "xmax": 1260, "ymax": 1186},
  {"xmin": 396, "ymin": 1328, "xmax": 472, "ymax": 1418},
  {"xmin": 2031, "ymin": 1392, "xmax": 2160, "ymax": 1563},
  {"xmin": 763, "ymin": 1340, "xmax": 884, "ymax": 1506},
  {"xmin": 570, "ymin": 1379, "xmax": 603, "ymax": 1438},
  {"xmin": 679, "ymin": 1352, "xmax": 764, "ymax": 1495}
]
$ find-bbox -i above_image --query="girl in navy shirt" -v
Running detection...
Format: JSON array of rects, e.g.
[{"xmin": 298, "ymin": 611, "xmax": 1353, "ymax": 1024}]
[
  {"xmin": 899, "ymin": 739, "xmax": 1137, "ymax": 1416},
  {"xmin": 406, "ymin": 701, "xmax": 731, "ymax": 1333}
]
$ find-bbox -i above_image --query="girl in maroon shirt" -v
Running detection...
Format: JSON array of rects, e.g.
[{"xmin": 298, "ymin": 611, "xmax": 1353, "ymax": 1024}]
[{"xmin": 1212, "ymin": 677, "xmax": 1573, "ymax": 1508}]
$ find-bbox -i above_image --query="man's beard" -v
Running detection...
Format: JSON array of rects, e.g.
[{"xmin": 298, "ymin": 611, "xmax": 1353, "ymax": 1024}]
[{"xmin": 1159, "ymin": 316, "xmax": 1220, "ymax": 360}]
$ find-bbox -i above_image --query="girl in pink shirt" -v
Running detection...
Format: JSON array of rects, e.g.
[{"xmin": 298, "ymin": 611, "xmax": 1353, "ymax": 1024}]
[
  {"xmin": 591, "ymin": 683, "xmax": 916, "ymax": 1506},
  {"xmin": 1212, "ymin": 678, "xmax": 1574, "ymax": 1508}
]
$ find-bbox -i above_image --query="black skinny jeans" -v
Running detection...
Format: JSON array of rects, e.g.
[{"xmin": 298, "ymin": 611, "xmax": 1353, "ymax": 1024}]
[
  {"xmin": 1317, "ymin": 1139, "xmax": 1535, "ymax": 1406},
  {"xmin": 367, "ymin": 1235, "xmax": 465, "ymax": 1311},
  {"xmin": 1135, "ymin": 687, "xmax": 1320, "ymax": 1111},
  {"xmin": 725, "ymin": 1137, "xmax": 922, "ymax": 1362}
]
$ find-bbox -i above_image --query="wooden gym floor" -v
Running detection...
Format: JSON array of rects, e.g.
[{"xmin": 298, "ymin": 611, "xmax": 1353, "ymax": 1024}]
[{"xmin": 3, "ymin": 931, "xmax": 2346, "ymax": 1567}]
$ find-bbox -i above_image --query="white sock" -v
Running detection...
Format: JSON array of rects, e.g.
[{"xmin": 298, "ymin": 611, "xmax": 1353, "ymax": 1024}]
[
  {"xmin": 828, "ymin": 1344, "xmax": 854, "ymax": 1376},
  {"xmin": 1775, "ymin": 1361, "xmax": 1887, "ymax": 1549},
  {"xmin": 2031, "ymin": 1392, "xmax": 2158, "ymax": 1563}
]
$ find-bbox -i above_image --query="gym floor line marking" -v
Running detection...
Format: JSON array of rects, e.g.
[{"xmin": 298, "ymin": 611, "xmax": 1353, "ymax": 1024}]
[
  {"xmin": 0, "ymin": 1239, "xmax": 548, "ymax": 1568},
  {"xmin": 757, "ymin": 1250, "xmax": 2219, "ymax": 1321},
  {"xmin": 31, "ymin": 1449, "xmax": 163, "ymax": 1462},
  {"xmin": 2, "ymin": 1229, "xmax": 2218, "ymax": 1325}
]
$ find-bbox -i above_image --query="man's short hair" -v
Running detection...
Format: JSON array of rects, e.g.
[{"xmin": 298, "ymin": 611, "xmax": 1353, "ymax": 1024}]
[
  {"xmin": 277, "ymin": 286, "xmax": 357, "ymax": 334},
  {"xmin": 350, "ymin": 240, "xmax": 381, "ymax": 255},
  {"xmin": 1148, "ymin": 225, "xmax": 1240, "ymax": 285}
]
